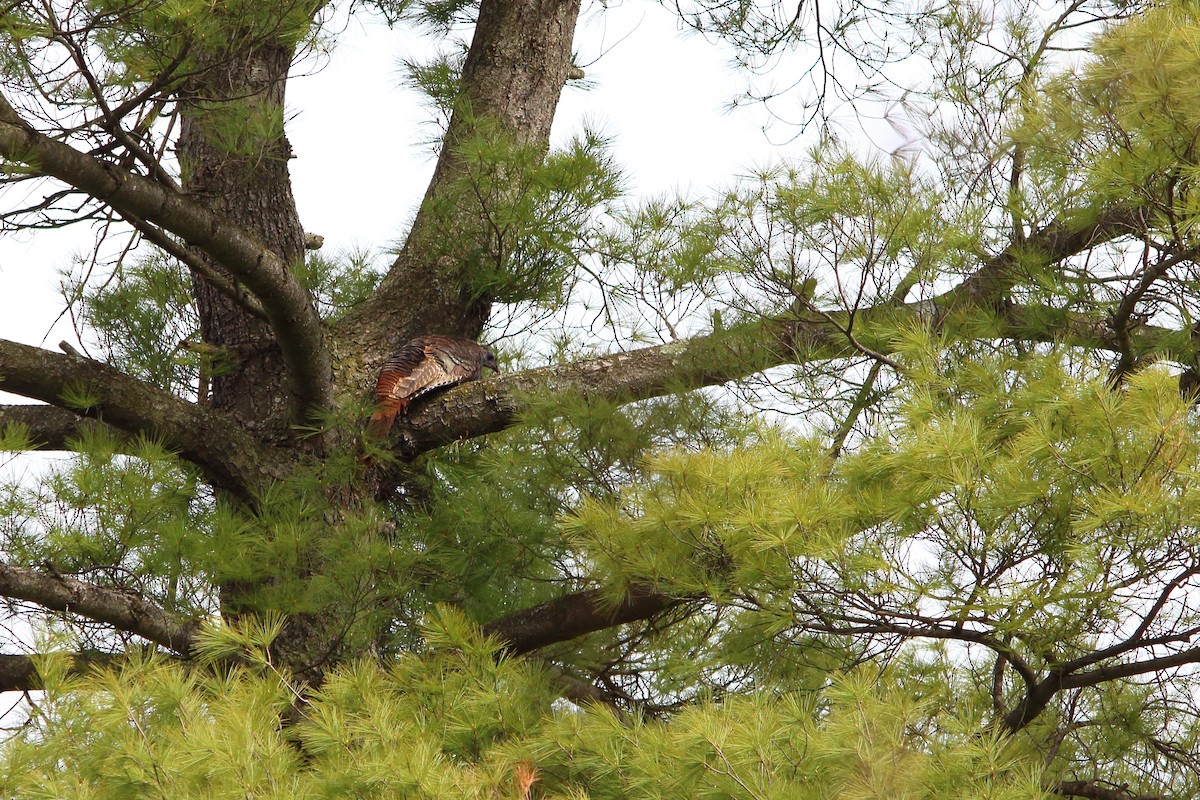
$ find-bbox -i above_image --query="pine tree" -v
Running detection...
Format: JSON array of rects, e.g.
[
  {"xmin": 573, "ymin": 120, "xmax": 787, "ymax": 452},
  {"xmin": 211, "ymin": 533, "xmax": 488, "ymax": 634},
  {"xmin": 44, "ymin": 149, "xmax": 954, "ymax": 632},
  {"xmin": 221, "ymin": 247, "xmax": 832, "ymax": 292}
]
[{"xmin": 1, "ymin": 0, "xmax": 1200, "ymax": 797}]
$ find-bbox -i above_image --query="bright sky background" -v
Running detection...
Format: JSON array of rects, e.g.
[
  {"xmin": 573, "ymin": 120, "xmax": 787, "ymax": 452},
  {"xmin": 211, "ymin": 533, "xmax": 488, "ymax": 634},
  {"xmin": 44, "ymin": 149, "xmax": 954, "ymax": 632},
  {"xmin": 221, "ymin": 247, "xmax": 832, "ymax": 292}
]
[
  {"xmin": 0, "ymin": 2, "xmax": 899, "ymax": 353},
  {"xmin": 288, "ymin": 3, "xmax": 788, "ymax": 256}
]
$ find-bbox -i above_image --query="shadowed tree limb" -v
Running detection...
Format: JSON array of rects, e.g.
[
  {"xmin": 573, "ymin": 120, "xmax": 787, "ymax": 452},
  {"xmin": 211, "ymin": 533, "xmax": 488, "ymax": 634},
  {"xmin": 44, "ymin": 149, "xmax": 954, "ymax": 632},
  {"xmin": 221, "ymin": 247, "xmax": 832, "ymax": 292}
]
[
  {"xmin": 950, "ymin": 205, "xmax": 1148, "ymax": 307},
  {"xmin": 0, "ymin": 653, "xmax": 48, "ymax": 693},
  {"xmin": 0, "ymin": 404, "xmax": 131, "ymax": 452},
  {"xmin": 482, "ymin": 584, "xmax": 687, "ymax": 655},
  {"xmin": 0, "ymin": 338, "xmax": 288, "ymax": 497},
  {"xmin": 0, "ymin": 92, "xmax": 331, "ymax": 422},
  {"xmin": 0, "ymin": 562, "xmax": 198, "ymax": 654},
  {"xmin": 1054, "ymin": 780, "xmax": 1166, "ymax": 800},
  {"xmin": 0, "ymin": 652, "xmax": 129, "ymax": 692},
  {"xmin": 1002, "ymin": 643, "xmax": 1200, "ymax": 733}
]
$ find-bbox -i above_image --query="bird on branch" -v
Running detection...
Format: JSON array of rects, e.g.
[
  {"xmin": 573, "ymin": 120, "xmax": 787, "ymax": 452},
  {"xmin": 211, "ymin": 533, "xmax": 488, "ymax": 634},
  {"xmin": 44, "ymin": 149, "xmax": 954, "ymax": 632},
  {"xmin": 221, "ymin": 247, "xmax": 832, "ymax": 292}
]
[{"xmin": 365, "ymin": 335, "xmax": 500, "ymax": 441}]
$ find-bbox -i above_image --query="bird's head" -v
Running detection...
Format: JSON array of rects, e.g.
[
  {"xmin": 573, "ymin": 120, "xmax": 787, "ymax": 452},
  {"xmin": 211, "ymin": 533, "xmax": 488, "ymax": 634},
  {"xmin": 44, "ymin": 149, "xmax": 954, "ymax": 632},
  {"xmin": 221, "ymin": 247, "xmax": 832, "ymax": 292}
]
[{"xmin": 481, "ymin": 348, "xmax": 500, "ymax": 373}]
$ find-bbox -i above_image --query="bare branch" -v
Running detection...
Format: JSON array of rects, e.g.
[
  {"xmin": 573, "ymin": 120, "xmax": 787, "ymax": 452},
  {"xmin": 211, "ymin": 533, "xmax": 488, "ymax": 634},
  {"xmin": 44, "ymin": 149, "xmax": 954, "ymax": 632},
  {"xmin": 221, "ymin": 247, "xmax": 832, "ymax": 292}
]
[
  {"xmin": 0, "ymin": 338, "xmax": 288, "ymax": 497},
  {"xmin": 0, "ymin": 651, "xmax": 125, "ymax": 693},
  {"xmin": 482, "ymin": 584, "xmax": 688, "ymax": 655},
  {"xmin": 1055, "ymin": 567, "xmax": 1200, "ymax": 675},
  {"xmin": 0, "ymin": 653, "xmax": 43, "ymax": 693},
  {"xmin": 0, "ymin": 403, "xmax": 131, "ymax": 452},
  {"xmin": 0, "ymin": 92, "xmax": 331, "ymax": 422},
  {"xmin": 0, "ymin": 562, "xmax": 198, "ymax": 654},
  {"xmin": 1054, "ymin": 780, "xmax": 1166, "ymax": 800},
  {"xmin": 1107, "ymin": 244, "xmax": 1198, "ymax": 385}
]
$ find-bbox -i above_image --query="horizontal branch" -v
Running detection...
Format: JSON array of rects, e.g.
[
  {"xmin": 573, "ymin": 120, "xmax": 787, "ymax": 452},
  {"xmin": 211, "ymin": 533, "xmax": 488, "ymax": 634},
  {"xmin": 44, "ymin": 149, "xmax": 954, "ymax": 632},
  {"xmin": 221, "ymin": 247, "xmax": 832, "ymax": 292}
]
[
  {"xmin": 385, "ymin": 319, "xmax": 801, "ymax": 459},
  {"xmin": 363, "ymin": 201, "xmax": 1167, "ymax": 459},
  {"xmin": 0, "ymin": 561, "xmax": 198, "ymax": 654},
  {"xmin": 385, "ymin": 298, "xmax": 1183, "ymax": 460},
  {"xmin": 1002, "ymin": 641, "xmax": 1200, "ymax": 733},
  {"xmin": 0, "ymin": 403, "xmax": 131, "ymax": 452},
  {"xmin": 0, "ymin": 651, "xmax": 123, "ymax": 692},
  {"xmin": 0, "ymin": 339, "xmax": 288, "ymax": 497},
  {"xmin": 0, "ymin": 653, "xmax": 41, "ymax": 693},
  {"xmin": 1059, "ymin": 644, "xmax": 1200, "ymax": 691},
  {"xmin": 0, "ymin": 92, "xmax": 331, "ymax": 421},
  {"xmin": 1054, "ymin": 780, "xmax": 1166, "ymax": 800},
  {"xmin": 482, "ymin": 584, "xmax": 686, "ymax": 655}
]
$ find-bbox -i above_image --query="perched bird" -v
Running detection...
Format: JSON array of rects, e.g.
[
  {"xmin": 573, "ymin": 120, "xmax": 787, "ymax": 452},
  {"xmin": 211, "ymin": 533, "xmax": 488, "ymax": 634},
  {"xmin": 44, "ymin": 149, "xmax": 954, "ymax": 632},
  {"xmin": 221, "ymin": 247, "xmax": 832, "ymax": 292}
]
[{"xmin": 365, "ymin": 335, "xmax": 499, "ymax": 440}]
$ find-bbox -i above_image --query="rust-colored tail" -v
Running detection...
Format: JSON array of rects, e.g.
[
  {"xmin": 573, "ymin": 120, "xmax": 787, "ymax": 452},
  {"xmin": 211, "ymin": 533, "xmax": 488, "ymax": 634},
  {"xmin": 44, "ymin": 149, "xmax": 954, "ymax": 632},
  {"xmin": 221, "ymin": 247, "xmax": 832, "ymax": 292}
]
[
  {"xmin": 366, "ymin": 393, "xmax": 408, "ymax": 440},
  {"xmin": 365, "ymin": 406, "xmax": 399, "ymax": 440}
]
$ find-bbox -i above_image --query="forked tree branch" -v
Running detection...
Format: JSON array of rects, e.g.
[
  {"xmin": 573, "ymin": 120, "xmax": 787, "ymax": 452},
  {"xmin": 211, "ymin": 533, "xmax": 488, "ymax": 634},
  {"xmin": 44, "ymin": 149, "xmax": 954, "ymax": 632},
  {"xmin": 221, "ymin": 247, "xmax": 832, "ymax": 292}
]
[
  {"xmin": 950, "ymin": 205, "xmax": 1147, "ymax": 307},
  {"xmin": 0, "ymin": 561, "xmax": 198, "ymax": 654},
  {"xmin": 0, "ymin": 92, "xmax": 331, "ymax": 422},
  {"xmin": 0, "ymin": 338, "xmax": 287, "ymax": 497},
  {"xmin": 1004, "ymin": 642, "xmax": 1200, "ymax": 733},
  {"xmin": 341, "ymin": 0, "xmax": 584, "ymax": 352}
]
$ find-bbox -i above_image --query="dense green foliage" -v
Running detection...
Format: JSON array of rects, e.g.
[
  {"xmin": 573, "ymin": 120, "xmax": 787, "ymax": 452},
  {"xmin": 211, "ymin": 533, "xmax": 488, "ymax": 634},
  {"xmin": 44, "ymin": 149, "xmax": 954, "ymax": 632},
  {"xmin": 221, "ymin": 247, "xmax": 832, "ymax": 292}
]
[
  {"xmin": 2, "ymin": 620, "xmax": 1049, "ymax": 799},
  {"xmin": 5, "ymin": 0, "xmax": 1200, "ymax": 797}
]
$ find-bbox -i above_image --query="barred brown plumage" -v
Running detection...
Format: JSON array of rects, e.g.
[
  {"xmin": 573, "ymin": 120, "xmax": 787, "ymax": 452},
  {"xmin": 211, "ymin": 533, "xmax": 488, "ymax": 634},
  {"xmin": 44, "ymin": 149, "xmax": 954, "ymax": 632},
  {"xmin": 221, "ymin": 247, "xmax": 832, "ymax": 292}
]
[{"xmin": 365, "ymin": 335, "xmax": 499, "ymax": 441}]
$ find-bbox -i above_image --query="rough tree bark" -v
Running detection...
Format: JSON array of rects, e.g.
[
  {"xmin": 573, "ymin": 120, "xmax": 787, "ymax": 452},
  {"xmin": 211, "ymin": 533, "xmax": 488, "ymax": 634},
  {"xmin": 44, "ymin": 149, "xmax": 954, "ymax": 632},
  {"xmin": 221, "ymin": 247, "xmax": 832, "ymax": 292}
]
[
  {"xmin": 177, "ymin": 42, "xmax": 308, "ymax": 437},
  {"xmin": 338, "ymin": 0, "xmax": 584, "ymax": 364},
  {"xmin": 164, "ymin": 0, "xmax": 584, "ymax": 677}
]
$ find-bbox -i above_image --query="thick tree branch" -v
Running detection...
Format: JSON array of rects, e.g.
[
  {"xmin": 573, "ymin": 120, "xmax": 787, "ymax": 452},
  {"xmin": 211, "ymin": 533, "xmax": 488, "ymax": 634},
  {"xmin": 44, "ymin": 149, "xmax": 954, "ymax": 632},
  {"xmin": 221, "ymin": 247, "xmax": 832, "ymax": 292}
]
[
  {"xmin": 0, "ymin": 653, "xmax": 42, "ymax": 693},
  {"xmin": 0, "ymin": 92, "xmax": 331, "ymax": 421},
  {"xmin": 1054, "ymin": 780, "xmax": 1166, "ymax": 800},
  {"xmin": 384, "ymin": 299, "xmax": 1182, "ymax": 460},
  {"xmin": 0, "ymin": 651, "xmax": 125, "ymax": 692},
  {"xmin": 1058, "ymin": 644, "xmax": 1200, "ymax": 691},
  {"xmin": 0, "ymin": 562, "xmax": 198, "ymax": 654},
  {"xmin": 0, "ymin": 338, "xmax": 288, "ymax": 497},
  {"xmin": 950, "ymin": 205, "xmax": 1148, "ymax": 307},
  {"xmin": 0, "ymin": 403, "xmax": 131, "ymax": 452},
  {"xmin": 482, "ymin": 584, "xmax": 686, "ymax": 655}
]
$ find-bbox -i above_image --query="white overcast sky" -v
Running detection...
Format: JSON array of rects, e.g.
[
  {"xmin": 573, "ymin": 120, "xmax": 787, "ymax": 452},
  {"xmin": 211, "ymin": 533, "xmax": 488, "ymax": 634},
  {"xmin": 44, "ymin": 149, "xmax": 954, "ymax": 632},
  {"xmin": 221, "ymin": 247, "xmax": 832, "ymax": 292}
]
[{"xmin": 0, "ymin": 2, "xmax": 909, "ymax": 351}]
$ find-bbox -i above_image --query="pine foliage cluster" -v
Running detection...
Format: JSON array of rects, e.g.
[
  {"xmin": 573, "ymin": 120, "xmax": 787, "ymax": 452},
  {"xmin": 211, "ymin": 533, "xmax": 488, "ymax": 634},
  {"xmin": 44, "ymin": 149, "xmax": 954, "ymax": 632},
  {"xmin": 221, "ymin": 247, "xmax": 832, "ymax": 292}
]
[{"xmin": 4, "ymin": 0, "xmax": 1200, "ymax": 797}]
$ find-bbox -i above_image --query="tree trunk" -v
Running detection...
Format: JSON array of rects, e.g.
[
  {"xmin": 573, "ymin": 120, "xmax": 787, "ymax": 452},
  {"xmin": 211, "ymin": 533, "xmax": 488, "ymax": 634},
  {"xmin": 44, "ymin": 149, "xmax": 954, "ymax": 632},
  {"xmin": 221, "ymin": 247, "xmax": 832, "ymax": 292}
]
[
  {"xmin": 167, "ymin": 0, "xmax": 584, "ymax": 679},
  {"xmin": 341, "ymin": 0, "xmax": 583, "ymax": 362},
  {"xmin": 178, "ymin": 43, "xmax": 306, "ymax": 440},
  {"xmin": 176, "ymin": 40, "xmax": 340, "ymax": 675}
]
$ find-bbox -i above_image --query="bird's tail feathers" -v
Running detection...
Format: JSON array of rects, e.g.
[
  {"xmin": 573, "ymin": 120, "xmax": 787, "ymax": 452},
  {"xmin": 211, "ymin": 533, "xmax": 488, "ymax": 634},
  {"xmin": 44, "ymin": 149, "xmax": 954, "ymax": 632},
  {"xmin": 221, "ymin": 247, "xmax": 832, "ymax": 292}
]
[{"xmin": 365, "ymin": 408, "xmax": 398, "ymax": 440}]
